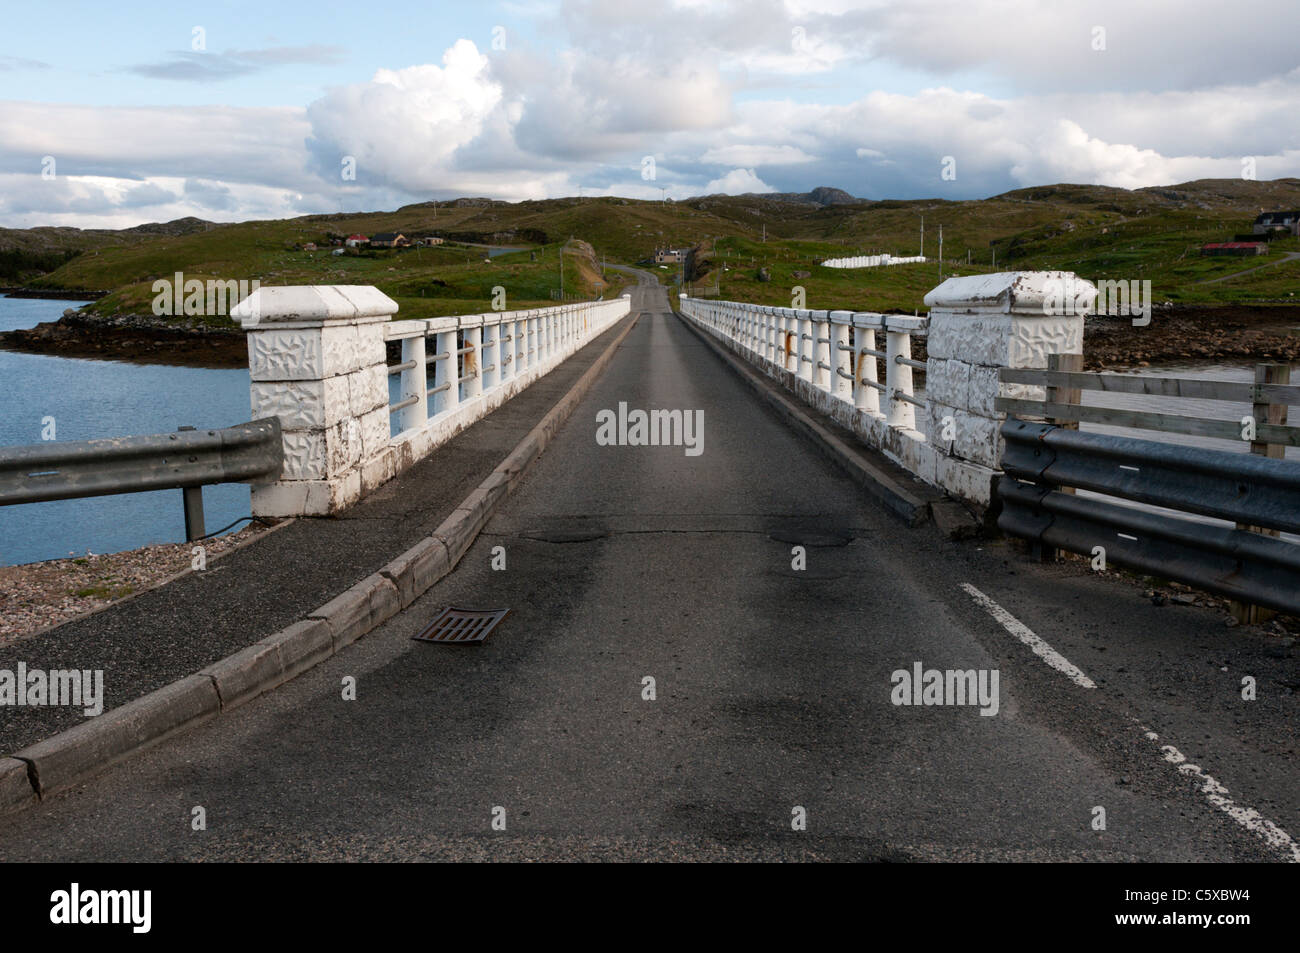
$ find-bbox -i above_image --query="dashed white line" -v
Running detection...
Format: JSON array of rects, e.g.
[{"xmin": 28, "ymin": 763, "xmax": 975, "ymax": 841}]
[
  {"xmin": 1142, "ymin": 726, "xmax": 1300, "ymax": 863},
  {"xmin": 960, "ymin": 583, "xmax": 1097, "ymax": 689}
]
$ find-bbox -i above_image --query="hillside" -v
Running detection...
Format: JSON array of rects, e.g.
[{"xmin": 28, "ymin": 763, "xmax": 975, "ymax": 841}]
[{"xmin": 6, "ymin": 177, "xmax": 1300, "ymax": 313}]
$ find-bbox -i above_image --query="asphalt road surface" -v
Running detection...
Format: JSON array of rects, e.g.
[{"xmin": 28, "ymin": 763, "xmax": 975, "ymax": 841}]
[{"xmin": 1, "ymin": 276, "xmax": 1296, "ymax": 861}]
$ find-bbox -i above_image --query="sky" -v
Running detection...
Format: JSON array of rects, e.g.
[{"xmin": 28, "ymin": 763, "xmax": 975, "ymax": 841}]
[{"xmin": 1, "ymin": 0, "xmax": 1299, "ymax": 229}]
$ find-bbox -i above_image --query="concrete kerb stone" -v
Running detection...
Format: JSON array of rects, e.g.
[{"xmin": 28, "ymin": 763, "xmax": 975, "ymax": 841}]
[
  {"xmin": 0, "ymin": 310, "xmax": 641, "ymax": 816},
  {"xmin": 1, "ymin": 757, "xmax": 35, "ymax": 815},
  {"xmin": 13, "ymin": 674, "xmax": 220, "ymax": 799},
  {"xmin": 309, "ymin": 573, "xmax": 401, "ymax": 652},
  {"xmin": 200, "ymin": 617, "xmax": 334, "ymax": 712}
]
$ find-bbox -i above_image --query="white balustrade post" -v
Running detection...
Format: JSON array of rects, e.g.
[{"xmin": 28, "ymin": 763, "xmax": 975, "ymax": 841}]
[
  {"xmin": 797, "ymin": 310, "xmax": 813, "ymax": 382},
  {"xmin": 398, "ymin": 332, "xmax": 427, "ymax": 433},
  {"xmin": 853, "ymin": 315, "xmax": 881, "ymax": 415},
  {"xmin": 463, "ymin": 321, "xmax": 483, "ymax": 399},
  {"xmin": 830, "ymin": 311, "xmax": 852, "ymax": 401},
  {"xmin": 885, "ymin": 325, "xmax": 916, "ymax": 431},
  {"xmin": 812, "ymin": 311, "xmax": 830, "ymax": 391},
  {"xmin": 236, "ymin": 284, "xmax": 396, "ymax": 517},
  {"xmin": 432, "ymin": 319, "xmax": 460, "ymax": 416},
  {"xmin": 481, "ymin": 317, "xmax": 499, "ymax": 391}
]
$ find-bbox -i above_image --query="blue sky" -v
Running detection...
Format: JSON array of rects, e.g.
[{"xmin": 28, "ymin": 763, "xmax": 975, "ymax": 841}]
[{"xmin": 2, "ymin": 0, "xmax": 1298, "ymax": 228}]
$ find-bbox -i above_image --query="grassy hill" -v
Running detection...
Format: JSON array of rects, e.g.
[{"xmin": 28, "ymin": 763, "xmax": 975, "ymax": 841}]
[{"xmin": 8, "ymin": 177, "xmax": 1300, "ymax": 318}]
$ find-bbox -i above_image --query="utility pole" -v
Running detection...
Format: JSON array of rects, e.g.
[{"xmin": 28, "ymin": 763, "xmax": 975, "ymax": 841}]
[
  {"xmin": 938, "ymin": 224, "xmax": 943, "ymax": 281},
  {"xmin": 920, "ymin": 215, "xmax": 924, "ymax": 258}
]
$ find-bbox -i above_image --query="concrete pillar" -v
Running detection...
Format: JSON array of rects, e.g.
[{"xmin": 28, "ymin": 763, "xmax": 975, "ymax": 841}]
[
  {"xmin": 236, "ymin": 285, "xmax": 396, "ymax": 517},
  {"xmin": 922, "ymin": 271, "xmax": 1095, "ymax": 506},
  {"xmin": 812, "ymin": 311, "xmax": 830, "ymax": 391},
  {"xmin": 431, "ymin": 319, "xmax": 459, "ymax": 417},
  {"xmin": 830, "ymin": 311, "xmax": 852, "ymax": 401},
  {"xmin": 852, "ymin": 315, "xmax": 881, "ymax": 415},
  {"xmin": 463, "ymin": 323, "xmax": 483, "ymax": 400},
  {"xmin": 885, "ymin": 326, "xmax": 916, "ymax": 431},
  {"xmin": 397, "ymin": 332, "xmax": 427, "ymax": 434}
]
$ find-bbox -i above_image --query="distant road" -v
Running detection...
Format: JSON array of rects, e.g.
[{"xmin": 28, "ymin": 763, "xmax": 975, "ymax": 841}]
[{"xmin": 1197, "ymin": 250, "xmax": 1300, "ymax": 284}]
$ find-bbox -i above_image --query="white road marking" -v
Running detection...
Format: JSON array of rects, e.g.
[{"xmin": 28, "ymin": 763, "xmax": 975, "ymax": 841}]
[
  {"xmin": 1141, "ymin": 725, "xmax": 1300, "ymax": 863},
  {"xmin": 960, "ymin": 583, "xmax": 1097, "ymax": 689}
]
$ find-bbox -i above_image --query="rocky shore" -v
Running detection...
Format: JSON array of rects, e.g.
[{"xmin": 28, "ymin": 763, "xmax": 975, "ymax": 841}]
[
  {"xmin": 1083, "ymin": 305, "xmax": 1300, "ymax": 370},
  {"xmin": 0, "ymin": 307, "xmax": 247, "ymax": 367}
]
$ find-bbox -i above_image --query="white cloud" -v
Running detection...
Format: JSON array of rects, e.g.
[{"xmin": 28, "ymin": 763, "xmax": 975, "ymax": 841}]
[
  {"xmin": 701, "ymin": 144, "xmax": 817, "ymax": 165},
  {"xmin": 704, "ymin": 168, "xmax": 776, "ymax": 194}
]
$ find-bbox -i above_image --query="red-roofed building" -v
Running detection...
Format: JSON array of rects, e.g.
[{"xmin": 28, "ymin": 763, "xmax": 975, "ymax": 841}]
[
  {"xmin": 1201, "ymin": 242, "xmax": 1267, "ymax": 257},
  {"xmin": 345, "ymin": 234, "xmax": 368, "ymax": 247}
]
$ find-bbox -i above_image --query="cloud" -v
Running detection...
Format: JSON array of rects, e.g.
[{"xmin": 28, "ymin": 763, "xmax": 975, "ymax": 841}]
[
  {"xmin": 0, "ymin": 56, "xmax": 50, "ymax": 71},
  {"xmin": 701, "ymin": 144, "xmax": 817, "ymax": 165},
  {"xmin": 704, "ymin": 168, "xmax": 775, "ymax": 194},
  {"xmin": 125, "ymin": 45, "xmax": 346, "ymax": 82}
]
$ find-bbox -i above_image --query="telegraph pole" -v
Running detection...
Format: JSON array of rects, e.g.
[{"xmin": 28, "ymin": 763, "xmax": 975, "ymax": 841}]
[
  {"xmin": 920, "ymin": 216, "xmax": 924, "ymax": 258},
  {"xmin": 938, "ymin": 224, "xmax": 943, "ymax": 281}
]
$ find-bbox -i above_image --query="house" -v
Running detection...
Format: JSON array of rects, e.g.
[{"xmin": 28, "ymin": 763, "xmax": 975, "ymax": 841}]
[
  {"xmin": 302, "ymin": 242, "xmax": 317, "ymax": 251},
  {"xmin": 420, "ymin": 236, "xmax": 444, "ymax": 246},
  {"xmin": 1201, "ymin": 242, "xmax": 1267, "ymax": 257},
  {"xmin": 345, "ymin": 234, "xmax": 368, "ymax": 247},
  {"xmin": 370, "ymin": 232, "xmax": 409, "ymax": 248},
  {"xmin": 654, "ymin": 248, "xmax": 685, "ymax": 264},
  {"xmin": 1252, "ymin": 211, "xmax": 1300, "ymax": 236}
]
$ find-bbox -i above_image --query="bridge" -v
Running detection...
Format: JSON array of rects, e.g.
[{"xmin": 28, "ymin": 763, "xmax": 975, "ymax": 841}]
[{"xmin": 0, "ymin": 270, "xmax": 1297, "ymax": 862}]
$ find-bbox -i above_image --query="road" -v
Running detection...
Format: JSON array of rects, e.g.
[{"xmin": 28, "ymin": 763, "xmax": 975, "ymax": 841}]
[{"xmin": 1, "ymin": 276, "xmax": 1296, "ymax": 861}]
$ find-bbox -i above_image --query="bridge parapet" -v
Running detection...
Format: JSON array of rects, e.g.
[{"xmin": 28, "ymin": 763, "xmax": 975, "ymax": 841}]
[
  {"xmin": 235, "ymin": 287, "xmax": 632, "ymax": 517},
  {"xmin": 678, "ymin": 271, "xmax": 1095, "ymax": 508}
]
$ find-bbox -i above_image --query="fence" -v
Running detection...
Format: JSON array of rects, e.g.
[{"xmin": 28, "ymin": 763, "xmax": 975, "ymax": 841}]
[
  {"xmin": 0, "ymin": 418, "xmax": 283, "ymax": 541},
  {"xmin": 995, "ymin": 356, "xmax": 1300, "ymax": 619},
  {"xmin": 234, "ymin": 285, "xmax": 631, "ymax": 517}
]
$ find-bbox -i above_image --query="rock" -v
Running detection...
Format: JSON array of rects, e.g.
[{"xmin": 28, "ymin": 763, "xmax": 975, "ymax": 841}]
[{"xmin": 757, "ymin": 267, "xmax": 772, "ymax": 283}]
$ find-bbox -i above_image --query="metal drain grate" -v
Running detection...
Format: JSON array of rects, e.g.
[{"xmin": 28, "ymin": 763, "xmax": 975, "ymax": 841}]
[{"xmin": 412, "ymin": 606, "xmax": 510, "ymax": 644}]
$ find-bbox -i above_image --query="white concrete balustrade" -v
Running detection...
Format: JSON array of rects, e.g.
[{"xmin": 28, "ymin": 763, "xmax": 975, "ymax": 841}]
[
  {"xmin": 678, "ymin": 271, "xmax": 1094, "ymax": 507},
  {"xmin": 234, "ymin": 286, "xmax": 632, "ymax": 517}
]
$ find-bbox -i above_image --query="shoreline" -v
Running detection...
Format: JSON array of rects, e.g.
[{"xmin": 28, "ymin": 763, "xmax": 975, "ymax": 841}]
[{"xmin": 0, "ymin": 308, "xmax": 247, "ymax": 368}]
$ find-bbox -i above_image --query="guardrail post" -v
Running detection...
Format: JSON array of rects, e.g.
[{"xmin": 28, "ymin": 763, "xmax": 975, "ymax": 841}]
[
  {"xmin": 235, "ymin": 285, "xmax": 397, "ymax": 517},
  {"xmin": 1231, "ymin": 362, "xmax": 1291, "ymax": 624},
  {"xmin": 177, "ymin": 425, "xmax": 205, "ymax": 541},
  {"xmin": 922, "ymin": 271, "xmax": 1094, "ymax": 507}
]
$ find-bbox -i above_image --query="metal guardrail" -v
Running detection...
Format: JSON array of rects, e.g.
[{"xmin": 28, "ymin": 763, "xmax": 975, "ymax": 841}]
[
  {"xmin": 0, "ymin": 418, "xmax": 283, "ymax": 541},
  {"xmin": 998, "ymin": 418, "xmax": 1300, "ymax": 616}
]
